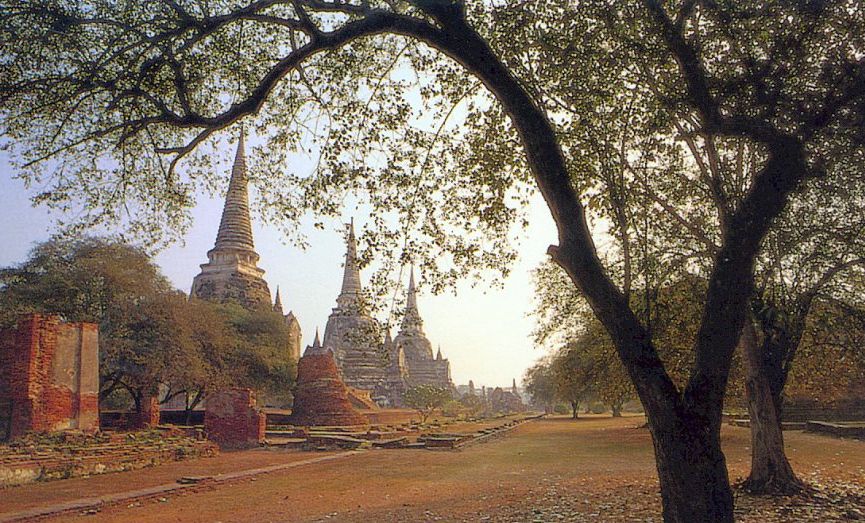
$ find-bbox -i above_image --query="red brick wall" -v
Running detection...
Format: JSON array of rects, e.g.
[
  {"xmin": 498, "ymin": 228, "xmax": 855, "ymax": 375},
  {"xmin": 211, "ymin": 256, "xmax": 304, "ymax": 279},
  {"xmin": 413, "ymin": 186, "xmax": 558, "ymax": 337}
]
[
  {"xmin": 0, "ymin": 314, "xmax": 100, "ymax": 439},
  {"xmin": 290, "ymin": 352, "xmax": 367, "ymax": 427},
  {"xmin": 204, "ymin": 388, "xmax": 265, "ymax": 449},
  {"xmin": 133, "ymin": 395, "xmax": 161, "ymax": 428}
]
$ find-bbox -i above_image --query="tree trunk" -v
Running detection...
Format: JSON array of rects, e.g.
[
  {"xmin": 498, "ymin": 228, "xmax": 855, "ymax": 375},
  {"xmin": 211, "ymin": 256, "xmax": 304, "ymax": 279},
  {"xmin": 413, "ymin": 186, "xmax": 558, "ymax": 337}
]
[
  {"xmin": 571, "ymin": 401, "xmax": 579, "ymax": 419},
  {"xmin": 648, "ymin": 409, "xmax": 734, "ymax": 523},
  {"xmin": 184, "ymin": 392, "xmax": 193, "ymax": 426},
  {"xmin": 740, "ymin": 319, "xmax": 803, "ymax": 493},
  {"xmin": 612, "ymin": 404, "xmax": 622, "ymax": 417},
  {"xmin": 404, "ymin": 13, "xmax": 768, "ymax": 521}
]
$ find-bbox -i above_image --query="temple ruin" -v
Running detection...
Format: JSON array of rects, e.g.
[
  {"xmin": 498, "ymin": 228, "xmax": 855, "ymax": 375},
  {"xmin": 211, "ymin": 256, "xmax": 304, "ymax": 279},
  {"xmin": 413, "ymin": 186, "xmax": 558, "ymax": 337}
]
[
  {"xmin": 189, "ymin": 132, "xmax": 302, "ymax": 359},
  {"xmin": 322, "ymin": 225, "xmax": 454, "ymax": 406},
  {"xmin": 290, "ymin": 332, "xmax": 367, "ymax": 426},
  {"xmin": 0, "ymin": 314, "xmax": 99, "ymax": 440}
]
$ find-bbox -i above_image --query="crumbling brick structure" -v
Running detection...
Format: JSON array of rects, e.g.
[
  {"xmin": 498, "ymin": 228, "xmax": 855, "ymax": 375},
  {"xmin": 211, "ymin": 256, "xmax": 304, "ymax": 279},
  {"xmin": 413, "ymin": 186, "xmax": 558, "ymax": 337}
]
[
  {"xmin": 204, "ymin": 388, "xmax": 266, "ymax": 449},
  {"xmin": 132, "ymin": 395, "xmax": 161, "ymax": 429},
  {"xmin": 290, "ymin": 343, "xmax": 367, "ymax": 427},
  {"xmin": 0, "ymin": 314, "xmax": 99, "ymax": 440}
]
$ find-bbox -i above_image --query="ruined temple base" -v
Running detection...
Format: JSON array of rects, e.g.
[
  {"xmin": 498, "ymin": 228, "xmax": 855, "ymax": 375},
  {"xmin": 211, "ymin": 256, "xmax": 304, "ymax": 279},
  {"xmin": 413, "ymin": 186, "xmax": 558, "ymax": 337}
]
[
  {"xmin": 290, "ymin": 352, "xmax": 367, "ymax": 427},
  {"xmin": 204, "ymin": 389, "xmax": 266, "ymax": 449},
  {"xmin": 0, "ymin": 430, "xmax": 217, "ymax": 487}
]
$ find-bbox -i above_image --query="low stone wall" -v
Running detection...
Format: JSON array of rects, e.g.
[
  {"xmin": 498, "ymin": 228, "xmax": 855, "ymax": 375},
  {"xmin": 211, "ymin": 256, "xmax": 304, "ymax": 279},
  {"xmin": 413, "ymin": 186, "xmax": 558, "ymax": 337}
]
[
  {"xmin": 204, "ymin": 389, "xmax": 265, "ymax": 449},
  {"xmin": 805, "ymin": 421, "xmax": 865, "ymax": 440},
  {"xmin": 782, "ymin": 400, "xmax": 865, "ymax": 422},
  {"xmin": 0, "ymin": 430, "xmax": 218, "ymax": 487},
  {"xmin": 264, "ymin": 413, "xmax": 544, "ymax": 451}
]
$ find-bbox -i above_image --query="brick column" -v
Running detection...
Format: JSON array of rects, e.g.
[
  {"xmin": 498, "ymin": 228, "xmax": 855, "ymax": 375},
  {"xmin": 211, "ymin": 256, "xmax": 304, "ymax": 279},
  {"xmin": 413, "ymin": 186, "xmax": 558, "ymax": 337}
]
[
  {"xmin": 204, "ymin": 388, "xmax": 266, "ymax": 449},
  {"xmin": 133, "ymin": 395, "xmax": 160, "ymax": 429}
]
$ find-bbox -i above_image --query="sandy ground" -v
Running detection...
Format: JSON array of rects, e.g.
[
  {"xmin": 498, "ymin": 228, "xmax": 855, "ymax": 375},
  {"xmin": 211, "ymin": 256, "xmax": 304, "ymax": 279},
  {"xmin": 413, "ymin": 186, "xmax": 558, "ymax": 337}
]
[{"xmin": 4, "ymin": 415, "xmax": 864, "ymax": 522}]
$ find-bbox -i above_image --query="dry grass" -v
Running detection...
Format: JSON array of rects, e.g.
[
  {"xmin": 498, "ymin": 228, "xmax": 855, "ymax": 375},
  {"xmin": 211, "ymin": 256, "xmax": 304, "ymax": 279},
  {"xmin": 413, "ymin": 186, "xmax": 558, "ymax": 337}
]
[{"xmin": 11, "ymin": 415, "xmax": 865, "ymax": 522}]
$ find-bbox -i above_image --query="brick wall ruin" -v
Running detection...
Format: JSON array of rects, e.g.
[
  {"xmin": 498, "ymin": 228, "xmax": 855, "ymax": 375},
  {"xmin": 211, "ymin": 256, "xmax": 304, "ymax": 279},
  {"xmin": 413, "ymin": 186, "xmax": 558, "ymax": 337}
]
[
  {"xmin": 204, "ymin": 388, "xmax": 265, "ymax": 449},
  {"xmin": 0, "ymin": 314, "xmax": 99, "ymax": 440},
  {"xmin": 290, "ymin": 350, "xmax": 367, "ymax": 427},
  {"xmin": 133, "ymin": 395, "xmax": 161, "ymax": 429}
]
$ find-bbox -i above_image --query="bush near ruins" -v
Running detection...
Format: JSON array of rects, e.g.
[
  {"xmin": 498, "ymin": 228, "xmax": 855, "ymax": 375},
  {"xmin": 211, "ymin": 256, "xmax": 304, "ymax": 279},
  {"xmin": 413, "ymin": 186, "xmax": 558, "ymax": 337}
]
[
  {"xmin": 404, "ymin": 385, "xmax": 453, "ymax": 424},
  {"xmin": 458, "ymin": 394, "xmax": 485, "ymax": 418}
]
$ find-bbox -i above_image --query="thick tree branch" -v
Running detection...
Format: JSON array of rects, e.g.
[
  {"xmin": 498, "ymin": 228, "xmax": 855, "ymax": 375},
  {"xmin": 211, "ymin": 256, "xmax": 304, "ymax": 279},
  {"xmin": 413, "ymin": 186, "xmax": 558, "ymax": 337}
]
[{"xmin": 390, "ymin": 6, "xmax": 682, "ymax": 413}]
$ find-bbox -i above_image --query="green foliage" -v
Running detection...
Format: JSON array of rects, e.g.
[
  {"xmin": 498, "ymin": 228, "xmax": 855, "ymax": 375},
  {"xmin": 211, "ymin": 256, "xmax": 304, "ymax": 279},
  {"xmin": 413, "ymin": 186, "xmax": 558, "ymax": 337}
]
[
  {"xmin": 533, "ymin": 263, "xmax": 753, "ymax": 407},
  {"xmin": 0, "ymin": 237, "xmax": 172, "ymax": 327},
  {"xmin": 403, "ymin": 385, "xmax": 452, "ymax": 423},
  {"xmin": 523, "ymin": 358, "xmax": 557, "ymax": 413},
  {"xmin": 458, "ymin": 393, "xmax": 484, "ymax": 417},
  {"xmin": 0, "ymin": 237, "xmax": 295, "ymax": 411},
  {"xmin": 550, "ymin": 344, "xmax": 600, "ymax": 417},
  {"xmin": 215, "ymin": 302, "xmax": 297, "ymax": 406},
  {"xmin": 787, "ymin": 298, "xmax": 865, "ymax": 402},
  {"xmin": 440, "ymin": 399, "xmax": 462, "ymax": 418}
]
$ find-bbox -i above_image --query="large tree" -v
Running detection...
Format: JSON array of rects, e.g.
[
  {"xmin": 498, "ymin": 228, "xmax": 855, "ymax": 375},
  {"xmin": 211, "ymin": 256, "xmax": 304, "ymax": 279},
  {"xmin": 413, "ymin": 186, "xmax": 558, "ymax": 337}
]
[
  {"xmin": 0, "ymin": 237, "xmax": 176, "ymax": 402},
  {"xmin": 525, "ymin": 24, "xmax": 865, "ymax": 490},
  {"xmin": 0, "ymin": 238, "xmax": 296, "ymax": 413},
  {"xmin": 3, "ymin": 2, "xmax": 865, "ymax": 521}
]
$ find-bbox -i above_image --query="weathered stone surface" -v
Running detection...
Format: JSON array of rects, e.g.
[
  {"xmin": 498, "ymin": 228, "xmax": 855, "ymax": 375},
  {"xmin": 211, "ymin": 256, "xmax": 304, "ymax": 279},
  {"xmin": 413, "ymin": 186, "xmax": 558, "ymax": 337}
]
[
  {"xmin": 204, "ymin": 388, "xmax": 266, "ymax": 449},
  {"xmin": 0, "ymin": 314, "xmax": 99, "ymax": 440},
  {"xmin": 284, "ymin": 310, "xmax": 302, "ymax": 362},
  {"xmin": 490, "ymin": 387, "xmax": 526, "ymax": 414},
  {"xmin": 290, "ymin": 341, "xmax": 366, "ymax": 427},
  {"xmin": 323, "ymin": 221, "xmax": 390, "ymax": 399},
  {"xmin": 392, "ymin": 268, "xmax": 453, "ymax": 392},
  {"xmin": 0, "ymin": 430, "xmax": 217, "ymax": 487},
  {"xmin": 322, "ymin": 240, "xmax": 453, "ymax": 407},
  {"xmin": 190, "ymin": 133, "xmax": 272, "ymax": 310},
  {"xmin": 132, "ymin": 395, "xmax": 161, "ymax": 429},
  {"xmin": 345, "ymin": 387, "xmax": 379, "ymax": 410}
]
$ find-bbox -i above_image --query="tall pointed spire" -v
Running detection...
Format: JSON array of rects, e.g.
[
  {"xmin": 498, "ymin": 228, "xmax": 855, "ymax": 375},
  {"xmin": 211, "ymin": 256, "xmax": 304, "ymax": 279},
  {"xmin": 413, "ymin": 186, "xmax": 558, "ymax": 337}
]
[
  {"xmin": 190, "ymin": 128, "xmax": 270, "ymax": 309},
  {"xmin": 273, "ymin": 286, "xmax": 283, "ymax": 314},
  {"xmin": 401, "ymin": 265, "xmax": 423, "ymax": 332},
  {"xmin": 305, "ymin": 327, "xmax": 327, "ymax": 356},
  {"xmin": 213, "ymin": 131, "xmax": 255, "ymax": 252},
  {"xmin": 336, "ymin": 219, "xmax": 363, "ymax": 309},
  {"xmin": 436, "ymin": 345, "xmax": 442, "ymax": 360},
  {"xmin": 406, "ymin": 265, "xmax": 418, "ymax": 312}
]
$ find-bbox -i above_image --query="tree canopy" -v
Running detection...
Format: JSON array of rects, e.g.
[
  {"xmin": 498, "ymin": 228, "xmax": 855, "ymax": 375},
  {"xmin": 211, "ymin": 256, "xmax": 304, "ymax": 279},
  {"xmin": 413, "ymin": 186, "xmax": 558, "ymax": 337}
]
[
  {"xmin": 403, "ymin": 384, "xmax": 451, "ymax": 424},
  {"xmin": 0, "ymin": 237, "xmax": 296, "ymax": 411}
]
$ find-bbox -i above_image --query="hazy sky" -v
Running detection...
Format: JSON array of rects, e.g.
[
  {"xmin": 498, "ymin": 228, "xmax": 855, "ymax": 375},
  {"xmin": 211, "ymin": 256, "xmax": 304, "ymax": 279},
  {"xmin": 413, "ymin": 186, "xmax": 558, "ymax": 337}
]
[{"xmin": 0, "ymin": 149, "xmax": 559, "ymax": 388}]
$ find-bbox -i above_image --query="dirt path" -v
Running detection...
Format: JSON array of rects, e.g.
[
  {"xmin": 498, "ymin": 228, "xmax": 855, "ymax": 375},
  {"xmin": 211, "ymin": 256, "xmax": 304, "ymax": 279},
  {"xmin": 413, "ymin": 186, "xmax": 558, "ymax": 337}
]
[
  {"xmin": 0, "ymin": 448, "xmax": 342, "ymax": 518},
  {"xmin": 6, "ymin": 416, "xmax": 865, "ymax": 522}
]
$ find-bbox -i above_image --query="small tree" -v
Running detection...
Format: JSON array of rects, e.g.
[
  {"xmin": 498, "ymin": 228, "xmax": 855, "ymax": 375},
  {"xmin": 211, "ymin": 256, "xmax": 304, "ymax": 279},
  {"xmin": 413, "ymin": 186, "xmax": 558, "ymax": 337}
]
[
  {"xmin": 0, "ymin": 237, "xmax": 297, "ymax": 416},
  {"xmin": 524, "ymin": 359, "xmax": 557, "ymax": 414},
  {"xmin": 403, "ymin": 385, "xmax": 452, "ymax": 424},
  {"xmin": 551, "ymin": 344, "xmax": 601, "ymax": 419},
  {"xmin": 459, "ymin": 394, "xmax": 485, "ymax": 418},
  {"xmin": 0, "ymin": 237, "xmax": 175, "ymax": 404}
]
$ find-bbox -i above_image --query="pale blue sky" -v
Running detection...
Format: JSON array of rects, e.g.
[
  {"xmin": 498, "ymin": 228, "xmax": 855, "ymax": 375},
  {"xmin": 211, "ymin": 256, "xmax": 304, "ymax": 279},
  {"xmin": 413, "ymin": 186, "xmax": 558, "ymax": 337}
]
[{"xmin": 0, "ymin": 149, "xmax": 559, "ymax": 388}]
